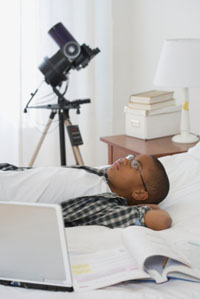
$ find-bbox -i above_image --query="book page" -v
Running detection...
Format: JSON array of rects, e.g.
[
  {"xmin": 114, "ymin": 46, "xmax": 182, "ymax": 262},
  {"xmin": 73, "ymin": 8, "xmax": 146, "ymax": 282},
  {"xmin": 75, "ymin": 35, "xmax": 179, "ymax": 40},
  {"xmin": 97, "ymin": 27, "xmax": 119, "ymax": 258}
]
[
  {"xmin": 70, "ymin": 246, "xmax": 150, "ymax": 292},
  {"xmin": 122, "ymin": 226, "xmax": 191, "ymax": 280},
  {"xmin": 164, "ymin": 240, "xmax": 200, "ymax": 282},
  {"xmin": 144, "ymin": 255, "xmax": 167, "ymax": 283}
]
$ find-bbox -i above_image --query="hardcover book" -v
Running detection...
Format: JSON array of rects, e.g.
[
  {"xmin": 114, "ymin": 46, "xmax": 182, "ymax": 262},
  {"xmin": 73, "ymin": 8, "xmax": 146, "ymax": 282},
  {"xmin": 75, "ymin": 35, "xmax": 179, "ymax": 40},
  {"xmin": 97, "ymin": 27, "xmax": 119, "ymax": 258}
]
[
  {"xmin": 128, "ymin": 99, "xmax": 175, "ymax": 111},
  {"xmin": 129, "ymin": 90, "xmax": 174, "ymax": 104},
  {"xmin": 124, "ymin": 104, "xmax": 181, "ymax": 116}
]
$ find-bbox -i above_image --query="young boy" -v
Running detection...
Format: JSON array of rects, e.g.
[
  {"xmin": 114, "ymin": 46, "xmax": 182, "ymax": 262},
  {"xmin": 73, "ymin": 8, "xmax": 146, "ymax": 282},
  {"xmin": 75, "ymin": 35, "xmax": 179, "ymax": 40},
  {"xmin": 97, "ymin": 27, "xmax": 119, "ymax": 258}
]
[{"xmin": 0, "ymin": 154, "xmax": 171, "ymax": 231}]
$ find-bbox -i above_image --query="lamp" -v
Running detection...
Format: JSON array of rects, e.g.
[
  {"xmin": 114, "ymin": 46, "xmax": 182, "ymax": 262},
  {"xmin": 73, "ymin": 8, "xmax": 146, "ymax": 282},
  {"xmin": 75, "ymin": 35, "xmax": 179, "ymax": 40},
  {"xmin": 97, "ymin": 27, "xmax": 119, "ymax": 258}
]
[{"xmin": 154, "ymin": 39, "xmax": 200, "ymax": 143}]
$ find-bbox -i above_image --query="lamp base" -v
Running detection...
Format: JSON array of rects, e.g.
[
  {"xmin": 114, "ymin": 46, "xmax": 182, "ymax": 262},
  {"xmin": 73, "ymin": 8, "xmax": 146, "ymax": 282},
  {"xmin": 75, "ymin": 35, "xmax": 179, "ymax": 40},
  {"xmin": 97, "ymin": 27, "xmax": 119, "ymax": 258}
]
[{"xmin": 172, "ymin": 133, "xmax": 199, "ymax": 144}]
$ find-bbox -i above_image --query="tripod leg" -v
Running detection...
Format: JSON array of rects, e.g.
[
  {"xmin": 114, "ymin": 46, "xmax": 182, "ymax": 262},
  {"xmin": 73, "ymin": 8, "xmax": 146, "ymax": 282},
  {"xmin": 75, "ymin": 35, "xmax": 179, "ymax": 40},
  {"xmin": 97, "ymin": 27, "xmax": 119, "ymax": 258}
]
[
  {"xmin": 28, "ymin": 111, "xmax": 56, "ymax": 167},
  {"xmin": 64, "ymin": 118, "xmax": 84, "ymax": 166},
  {"xmin": 58, "ymin": 111, "xmax": 67, "ymax": 166}
]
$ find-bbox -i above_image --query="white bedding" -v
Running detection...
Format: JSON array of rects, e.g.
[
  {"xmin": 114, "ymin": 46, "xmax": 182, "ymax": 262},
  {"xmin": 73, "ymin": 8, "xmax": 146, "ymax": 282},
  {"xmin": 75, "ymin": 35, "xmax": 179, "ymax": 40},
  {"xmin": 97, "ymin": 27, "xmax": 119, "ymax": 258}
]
[{"xmin": 1, "ymin": 142, "xmax": 200, "ymax": 299}]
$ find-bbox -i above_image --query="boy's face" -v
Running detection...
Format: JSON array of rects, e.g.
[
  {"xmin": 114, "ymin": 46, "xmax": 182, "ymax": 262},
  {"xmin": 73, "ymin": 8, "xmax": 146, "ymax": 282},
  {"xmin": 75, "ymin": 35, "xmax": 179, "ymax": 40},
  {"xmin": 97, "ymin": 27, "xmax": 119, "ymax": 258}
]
[{"xmin": 107, "ymin": 155, "xmax": 155, "ymax": 205}]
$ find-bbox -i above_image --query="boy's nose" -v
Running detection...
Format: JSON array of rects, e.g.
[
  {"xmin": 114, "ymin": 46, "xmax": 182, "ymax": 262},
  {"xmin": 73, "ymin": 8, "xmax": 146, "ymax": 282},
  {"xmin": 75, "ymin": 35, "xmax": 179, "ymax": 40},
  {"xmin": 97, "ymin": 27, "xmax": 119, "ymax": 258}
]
[{"xmin": 119, "ymin": 157, "xmax": 132, "ymax": 165}]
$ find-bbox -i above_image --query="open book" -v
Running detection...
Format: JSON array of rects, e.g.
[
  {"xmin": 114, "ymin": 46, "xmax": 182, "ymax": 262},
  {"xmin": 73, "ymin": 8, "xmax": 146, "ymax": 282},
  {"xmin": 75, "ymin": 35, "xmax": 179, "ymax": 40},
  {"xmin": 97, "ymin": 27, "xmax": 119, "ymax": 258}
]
[{"xmin": 69, "ymin": 226, "xmax": 200, "ymax": 292}]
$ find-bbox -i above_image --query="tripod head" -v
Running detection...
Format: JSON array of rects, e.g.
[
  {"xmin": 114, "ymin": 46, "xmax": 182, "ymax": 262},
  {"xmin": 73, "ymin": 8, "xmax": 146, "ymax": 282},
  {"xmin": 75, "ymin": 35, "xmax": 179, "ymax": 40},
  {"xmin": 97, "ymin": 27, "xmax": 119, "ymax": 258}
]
[{"xmin": 25, "ymin": 84, "xmax": 91, "ymax": 115}]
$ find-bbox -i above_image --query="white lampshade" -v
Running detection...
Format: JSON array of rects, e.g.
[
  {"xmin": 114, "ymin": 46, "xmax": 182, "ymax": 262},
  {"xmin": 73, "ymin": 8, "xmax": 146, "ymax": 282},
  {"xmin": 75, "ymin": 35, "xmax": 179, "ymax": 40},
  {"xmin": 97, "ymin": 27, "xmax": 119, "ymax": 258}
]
[
  {"xmin": 154, "ymin": 39, "xmax": 200, "ymax": 87},
  {"xmin": 154, "ymin": 39, "xmax": 200, "ymax": 143}
]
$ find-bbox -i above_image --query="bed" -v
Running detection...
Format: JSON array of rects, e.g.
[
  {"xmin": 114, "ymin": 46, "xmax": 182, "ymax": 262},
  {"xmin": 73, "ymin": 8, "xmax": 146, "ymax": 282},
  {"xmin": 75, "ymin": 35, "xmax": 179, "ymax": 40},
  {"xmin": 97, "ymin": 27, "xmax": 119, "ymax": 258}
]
[{"xmin": 1, "ymin": 141, "xmax": 200, "ymax": 299}]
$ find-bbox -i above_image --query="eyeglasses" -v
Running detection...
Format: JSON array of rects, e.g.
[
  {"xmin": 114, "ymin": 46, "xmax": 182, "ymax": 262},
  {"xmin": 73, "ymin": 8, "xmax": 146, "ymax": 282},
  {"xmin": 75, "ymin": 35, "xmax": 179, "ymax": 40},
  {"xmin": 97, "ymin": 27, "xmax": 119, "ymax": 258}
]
[{"xmin": 126, "ymin": 155, "xmax": 148, "ymax": 192}]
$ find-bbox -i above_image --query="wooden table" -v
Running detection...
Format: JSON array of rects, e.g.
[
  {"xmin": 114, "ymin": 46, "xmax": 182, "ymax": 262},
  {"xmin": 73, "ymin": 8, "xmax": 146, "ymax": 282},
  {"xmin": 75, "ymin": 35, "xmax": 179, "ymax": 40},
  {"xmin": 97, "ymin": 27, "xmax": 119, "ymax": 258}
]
[{"xmin": 100, "ymin": 135, "xmax": 199, "ymax": 164}]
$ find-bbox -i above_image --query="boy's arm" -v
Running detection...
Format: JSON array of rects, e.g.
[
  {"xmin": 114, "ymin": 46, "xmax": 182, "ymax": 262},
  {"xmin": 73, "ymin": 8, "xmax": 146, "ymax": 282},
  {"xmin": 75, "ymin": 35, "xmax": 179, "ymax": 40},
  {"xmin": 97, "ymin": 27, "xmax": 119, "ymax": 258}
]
[{"xmin": 144, "ymin": 206, "xmax": 172, "ymax": 231}]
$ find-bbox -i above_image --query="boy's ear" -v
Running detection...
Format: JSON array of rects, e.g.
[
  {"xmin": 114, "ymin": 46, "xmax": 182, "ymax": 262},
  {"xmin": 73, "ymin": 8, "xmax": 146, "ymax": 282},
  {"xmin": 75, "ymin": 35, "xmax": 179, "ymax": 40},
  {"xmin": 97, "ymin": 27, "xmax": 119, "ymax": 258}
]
[{"xmin": 132, "ymin": 190, "xmax": 148, "ymax": 201}]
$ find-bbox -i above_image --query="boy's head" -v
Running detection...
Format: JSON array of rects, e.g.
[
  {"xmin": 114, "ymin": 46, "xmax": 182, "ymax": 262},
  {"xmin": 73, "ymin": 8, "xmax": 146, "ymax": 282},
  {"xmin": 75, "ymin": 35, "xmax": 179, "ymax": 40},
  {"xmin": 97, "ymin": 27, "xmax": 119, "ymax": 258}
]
[{"xmin": 107, "ymin": 154, "xmax": 169, "ymax": 206}]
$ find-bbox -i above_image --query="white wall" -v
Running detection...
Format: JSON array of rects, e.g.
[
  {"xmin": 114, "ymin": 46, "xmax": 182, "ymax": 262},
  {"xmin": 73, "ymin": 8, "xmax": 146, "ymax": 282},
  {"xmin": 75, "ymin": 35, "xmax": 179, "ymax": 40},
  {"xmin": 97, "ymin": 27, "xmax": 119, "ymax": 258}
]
[{"xmin": 112, "ymin": 0, "xmax": 200, "ymax": 136}]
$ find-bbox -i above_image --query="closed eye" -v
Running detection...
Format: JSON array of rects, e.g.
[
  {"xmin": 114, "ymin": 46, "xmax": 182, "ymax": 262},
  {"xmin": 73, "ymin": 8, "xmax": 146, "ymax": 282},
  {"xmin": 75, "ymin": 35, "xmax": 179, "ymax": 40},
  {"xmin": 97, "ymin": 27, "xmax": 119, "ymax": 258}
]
[
  {"xmin": 135, "ymin": 159, "xmax": 143, "ymax": 171},
  {"xmin": 130, "ymin": 160, "xmax": 139, "ymax": 169},
  {"xmin": 127, "ymin": 156, "xmax": 143, "ymax": 172}
]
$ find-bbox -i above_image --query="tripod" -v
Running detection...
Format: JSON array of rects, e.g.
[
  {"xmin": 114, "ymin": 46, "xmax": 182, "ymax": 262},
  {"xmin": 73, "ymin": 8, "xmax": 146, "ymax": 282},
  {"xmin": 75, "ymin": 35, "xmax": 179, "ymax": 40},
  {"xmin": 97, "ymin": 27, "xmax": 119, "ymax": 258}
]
[{"xmin": 27, "ymin": 86, "xmax": 90, "ymax": 167}]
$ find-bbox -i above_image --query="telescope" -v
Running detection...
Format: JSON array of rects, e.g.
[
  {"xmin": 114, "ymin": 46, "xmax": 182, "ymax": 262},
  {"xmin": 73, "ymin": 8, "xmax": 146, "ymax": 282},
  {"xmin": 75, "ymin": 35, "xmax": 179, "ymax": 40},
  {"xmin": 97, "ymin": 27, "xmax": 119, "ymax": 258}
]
[
  {"xmin": 39, "ymin": 22, "xmax": 100, "ymax": 87},
  {"xmin": 25, "ymin": 23, "xmax": 100, "ymax": 167}
]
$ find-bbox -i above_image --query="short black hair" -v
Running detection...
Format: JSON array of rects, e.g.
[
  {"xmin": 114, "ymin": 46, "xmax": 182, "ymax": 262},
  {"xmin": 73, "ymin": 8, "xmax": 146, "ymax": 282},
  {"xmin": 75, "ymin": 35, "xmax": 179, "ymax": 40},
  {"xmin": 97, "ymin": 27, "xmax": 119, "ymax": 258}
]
[{"xmin": 145, "ymin": 156, "xmax": 170, "ymax": 204}]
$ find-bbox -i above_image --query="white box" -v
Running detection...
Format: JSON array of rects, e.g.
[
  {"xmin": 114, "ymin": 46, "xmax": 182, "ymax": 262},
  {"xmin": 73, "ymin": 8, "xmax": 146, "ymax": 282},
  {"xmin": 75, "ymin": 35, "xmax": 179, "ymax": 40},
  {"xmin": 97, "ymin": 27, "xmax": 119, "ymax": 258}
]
[{"xmin": 124, "ymin": 106, "xmax": 181, "ymax": 140}]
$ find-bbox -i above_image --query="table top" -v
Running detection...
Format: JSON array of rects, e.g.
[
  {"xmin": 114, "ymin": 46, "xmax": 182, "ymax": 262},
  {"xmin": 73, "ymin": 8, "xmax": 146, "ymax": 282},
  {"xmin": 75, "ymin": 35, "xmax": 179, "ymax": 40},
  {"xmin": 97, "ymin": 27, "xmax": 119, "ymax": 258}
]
[{"xmin": 100, "ymin": 135, "xmax": 199, "ymax": 157}]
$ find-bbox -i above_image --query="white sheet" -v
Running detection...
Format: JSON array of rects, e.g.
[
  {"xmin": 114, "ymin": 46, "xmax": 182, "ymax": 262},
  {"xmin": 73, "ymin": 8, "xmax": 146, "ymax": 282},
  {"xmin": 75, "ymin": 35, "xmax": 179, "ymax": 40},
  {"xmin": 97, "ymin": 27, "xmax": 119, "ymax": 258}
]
[
  {"xmin": 0, "ymin": 166, "xmax": 110, "ymax": 203},
  {"xmin": 1, "ymin": 142, "xmax": 200, "ymax": 299}
]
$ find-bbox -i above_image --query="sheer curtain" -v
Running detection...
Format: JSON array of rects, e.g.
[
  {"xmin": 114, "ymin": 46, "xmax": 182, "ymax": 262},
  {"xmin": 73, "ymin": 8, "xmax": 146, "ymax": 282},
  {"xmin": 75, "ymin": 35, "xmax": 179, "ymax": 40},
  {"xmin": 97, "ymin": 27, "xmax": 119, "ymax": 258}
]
[
  {"xmin": 0, "ymin": 1, "xmax": 21, "ymax": 164},
  {"xmin": 0, "ymin": 0, "xmax": 113, "ymax": 167},
  {"xmin": 20, "ymin": 0, "xmax": 114, "ymax": 167}
]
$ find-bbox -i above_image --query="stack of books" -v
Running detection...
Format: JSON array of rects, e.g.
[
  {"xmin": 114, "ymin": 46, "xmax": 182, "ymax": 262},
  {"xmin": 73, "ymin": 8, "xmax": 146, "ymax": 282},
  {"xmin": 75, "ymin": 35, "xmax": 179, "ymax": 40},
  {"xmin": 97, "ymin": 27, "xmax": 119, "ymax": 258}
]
[
  {"xmin": 128, "ymin": 90, "xmax": 177, "ymax": 116},
  {"xmin": 125, "ymin": 89, "xmax": 181, "ymax": 139}
]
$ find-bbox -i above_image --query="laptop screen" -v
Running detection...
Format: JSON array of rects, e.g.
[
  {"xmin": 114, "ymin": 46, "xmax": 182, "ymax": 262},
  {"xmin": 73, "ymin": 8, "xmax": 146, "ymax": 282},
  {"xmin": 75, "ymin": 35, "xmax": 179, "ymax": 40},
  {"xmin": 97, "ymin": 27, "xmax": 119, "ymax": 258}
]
[{"xmin": 0, "ymin": 202, "xmax": 73, "ymax": 290}]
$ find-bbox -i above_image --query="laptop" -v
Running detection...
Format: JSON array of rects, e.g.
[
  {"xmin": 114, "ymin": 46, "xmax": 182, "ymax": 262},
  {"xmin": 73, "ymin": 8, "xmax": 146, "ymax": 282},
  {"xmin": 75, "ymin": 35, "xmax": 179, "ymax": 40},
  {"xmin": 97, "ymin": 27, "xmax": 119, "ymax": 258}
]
[{"xmin": 0, "ymin": 201, "xmax": 73, "ymax": 292}]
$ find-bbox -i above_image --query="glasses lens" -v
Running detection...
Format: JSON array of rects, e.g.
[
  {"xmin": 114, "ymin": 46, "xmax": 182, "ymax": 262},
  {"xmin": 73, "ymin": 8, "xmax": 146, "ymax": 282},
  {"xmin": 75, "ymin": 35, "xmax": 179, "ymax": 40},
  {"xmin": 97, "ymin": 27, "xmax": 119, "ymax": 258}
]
[
  {"xmin": 125, "ymin": 155, "xmax": 147, "ymax": 191},
  {"xmin": 126, "ymin": 154, "xmax": 135, "ymax": 161},
  {"xmin": 131, "ymin": 160, "xmax": 139, "ymax": 169},
  {"xmin": 125, "ymin": 155, "xmax": 139, "ymax": 169}
]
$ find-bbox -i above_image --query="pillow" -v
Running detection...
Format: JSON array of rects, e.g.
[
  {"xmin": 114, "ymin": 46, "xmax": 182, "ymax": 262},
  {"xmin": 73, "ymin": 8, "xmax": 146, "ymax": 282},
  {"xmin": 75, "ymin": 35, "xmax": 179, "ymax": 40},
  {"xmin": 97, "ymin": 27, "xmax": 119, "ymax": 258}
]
[{"xmin": 159, "ymin": 141, "xmax": 200, "ymax": 210}]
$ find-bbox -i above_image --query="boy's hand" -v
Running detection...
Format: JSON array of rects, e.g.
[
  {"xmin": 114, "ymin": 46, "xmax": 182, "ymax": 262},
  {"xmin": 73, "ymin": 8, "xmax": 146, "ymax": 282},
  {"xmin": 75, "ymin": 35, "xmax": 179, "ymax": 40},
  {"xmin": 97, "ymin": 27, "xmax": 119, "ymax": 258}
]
[{"xmin": 144, "ymin": 208, "xmax": 172, "ymax": 231}]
